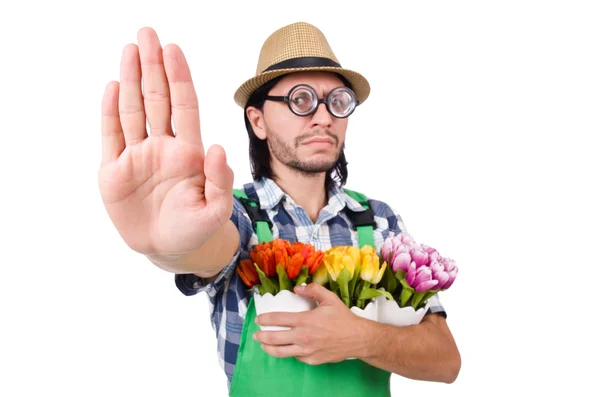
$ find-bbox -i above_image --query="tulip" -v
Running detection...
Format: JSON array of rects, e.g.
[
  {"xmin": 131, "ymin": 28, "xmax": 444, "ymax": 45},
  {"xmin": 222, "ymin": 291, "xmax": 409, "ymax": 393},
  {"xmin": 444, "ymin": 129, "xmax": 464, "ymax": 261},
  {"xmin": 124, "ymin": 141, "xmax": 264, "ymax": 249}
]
[
  {"xmin": 381, "ymin": 236, "xmax": 394, "ymax": 263},
  {"xmin": 322, "ymin": 246, "xmax": 363, "ymax": 307},
  {"xmin": 287, "ymin": 252, "xmax": 305, "ymax": 280},
  {"xmin": 323, "ymin": 246, "xmax": 360, "ymax": 281},
  {"xmin": 397, "ymin": 232, "xmax": 415, "ymax": 245},
  {"xmin": 311, "ymin": 262, "xmax": 329, "ymax": 285},
  {"xmin": 243, "ymin": 239, "xmax": 329, "ymax": 295},
  {"xmin": 410, "ymin": 247, "xmax": 429, "ymax": 267},
  {"xmin": 438, "ymin": 266, "xmax": 457, "ymax": 290},
  {"xmin": 428, "ymin": 257, "xmax": 457, "ymax": 290},
  {"xmin": 323, "ymin": 249, "xmax": 344, "ymax": 281},
  {"xmin": 237, "ymin": 258, "xmax": 259, "ymax": 287},
  {"xmin": 250, "ymin": 244, "xmax": 277, "ymax": 278},
  {"xmin": 391, "ymin": 252, "xmax": 411, "ymax": 273},
  {"xmin": 273, "ymin": 239, "xmax": 291, "ymax": 268},
  {"xmin": 407, "ymin": 263, "xmax": 439, "ymax": 292},
  {"xmin": 441, "ymin": 257, "xmax": 457, "ymax": 273},
  {"xmin": 429, "ymin": 260, "xmax": 450, "ymax": 288},
  {"xmin": 306, "ymin": 251, "xmax": 325, "ymax": 274},
  {"xmin": 360, "ymin": 250, "xmax": 386, "ymax": 285}
]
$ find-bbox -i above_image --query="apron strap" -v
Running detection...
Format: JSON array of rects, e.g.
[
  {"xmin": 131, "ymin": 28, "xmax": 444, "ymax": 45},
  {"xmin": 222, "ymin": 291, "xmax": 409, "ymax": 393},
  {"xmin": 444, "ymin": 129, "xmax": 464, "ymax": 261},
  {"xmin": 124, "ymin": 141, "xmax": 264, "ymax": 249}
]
[
  {"xmin": 233, "ymin": 188, "xmax": 274, "ymax": 243},
  {"xmin": 343, "ymin": 189, "xmax": 376, "ymax": 249},
  {"xmin": 233, "ymin": 187, "xmax": 377, "ymax": 248}
]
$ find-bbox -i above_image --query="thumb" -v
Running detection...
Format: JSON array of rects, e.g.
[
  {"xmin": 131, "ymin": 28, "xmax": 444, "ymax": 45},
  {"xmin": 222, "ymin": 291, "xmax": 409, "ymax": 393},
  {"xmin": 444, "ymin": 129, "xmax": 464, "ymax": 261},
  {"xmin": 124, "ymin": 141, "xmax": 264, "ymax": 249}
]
[{"xmin": 294, "ymin": 283, "xmax": 337, "ymax": 306}]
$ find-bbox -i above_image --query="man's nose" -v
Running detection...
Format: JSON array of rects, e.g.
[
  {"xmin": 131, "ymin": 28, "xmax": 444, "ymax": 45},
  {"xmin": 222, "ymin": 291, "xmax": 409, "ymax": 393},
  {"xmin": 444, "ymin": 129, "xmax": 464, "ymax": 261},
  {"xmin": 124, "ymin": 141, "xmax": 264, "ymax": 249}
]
[{"xmin": 311, "ymin": 102, "xmax": 333, "ymax": 128}]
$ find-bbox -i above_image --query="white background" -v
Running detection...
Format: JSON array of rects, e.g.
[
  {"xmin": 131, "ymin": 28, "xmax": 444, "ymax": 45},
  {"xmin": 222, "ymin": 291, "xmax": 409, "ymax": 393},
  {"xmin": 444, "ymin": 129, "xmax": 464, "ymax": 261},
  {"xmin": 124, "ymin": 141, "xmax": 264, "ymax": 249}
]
[{"xmin": 1, "ymin": 0, "xmax": 599, "ymax": 396}]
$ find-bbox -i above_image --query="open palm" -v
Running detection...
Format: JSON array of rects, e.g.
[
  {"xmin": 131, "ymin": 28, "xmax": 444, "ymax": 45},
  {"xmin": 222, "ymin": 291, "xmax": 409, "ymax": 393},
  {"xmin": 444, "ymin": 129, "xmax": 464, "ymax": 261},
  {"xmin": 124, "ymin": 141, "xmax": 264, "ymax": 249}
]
[{"xmin": 98, "ymin": 28, "xmax": 234, "ymax": 255}]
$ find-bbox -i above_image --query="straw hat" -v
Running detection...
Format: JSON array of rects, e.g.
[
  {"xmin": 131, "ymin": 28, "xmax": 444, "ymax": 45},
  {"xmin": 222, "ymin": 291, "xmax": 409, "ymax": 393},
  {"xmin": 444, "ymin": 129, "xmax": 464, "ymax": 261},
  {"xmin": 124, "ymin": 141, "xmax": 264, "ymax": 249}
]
[{"xmin": 233, "ymin": 22, "xmax": 370, "ymax": 108}]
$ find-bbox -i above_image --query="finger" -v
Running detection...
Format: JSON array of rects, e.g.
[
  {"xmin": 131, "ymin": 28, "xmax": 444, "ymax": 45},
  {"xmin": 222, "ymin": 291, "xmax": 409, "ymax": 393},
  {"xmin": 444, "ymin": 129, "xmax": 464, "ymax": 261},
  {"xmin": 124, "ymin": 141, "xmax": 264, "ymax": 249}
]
[
  {"xmin": 256, "ymin": 311, "xmax": 306, "ymax": 328},
  {"xmin": 294, "ymin": 283, "xmax": 338, "ymax": 306},
  {"xmin": 204, "ymin": 145, "xmax": 234, "ymax": 221},
  {"xmin": 261, "ymin": 343, "xmax": 306, "ymax": 359},
  {"xmin": 163, "ymin": 43, "xmax": 203, "ymax": 148},
  {"xmin": 137, "ymin": 27, "xmax": 173, "ymax": 136},
  {"xmin": 119, "ymin": 43, "xmax": 148, "ymax": 145},
  {"xmin": 204, "ymin": 144, "xmax": 233, "ymax": 194},
  {"xmin": 253, "ymin": 329, "xmax": 296, "ymax": 346},
  {"xmin": 101, "ymin": 81, "xmax": 125, "ymax": 164}
]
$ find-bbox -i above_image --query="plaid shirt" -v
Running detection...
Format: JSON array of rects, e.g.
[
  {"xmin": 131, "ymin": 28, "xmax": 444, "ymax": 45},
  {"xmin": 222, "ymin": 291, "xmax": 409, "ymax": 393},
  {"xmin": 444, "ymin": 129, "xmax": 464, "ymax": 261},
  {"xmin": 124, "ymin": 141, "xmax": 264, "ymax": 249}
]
[{"xmin": 174, "ymin": 177, "xmax": 447, "ymax": 389}]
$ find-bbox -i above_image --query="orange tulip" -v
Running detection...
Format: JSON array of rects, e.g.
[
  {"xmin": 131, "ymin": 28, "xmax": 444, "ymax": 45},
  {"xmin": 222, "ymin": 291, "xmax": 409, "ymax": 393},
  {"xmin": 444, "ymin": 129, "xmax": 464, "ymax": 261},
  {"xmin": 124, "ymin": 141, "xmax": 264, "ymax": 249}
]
[
  {"xmin": 237, "ymin": 259, "xmax": 259, "ymax": 287},
  {"xmin": 251, "ymin": 248, "xmax": 276, "ymax": 277},
  {"xmin": 242, "ymin": 239, "xmax": 327, "ymax": 292},
  {"xmin": 287, "ymin": 252, "xmax": 305, "ymax": 279},
  {"xmin": 306, "ymin": 251, "xmax": 325, "ymax": 274},
  {"xmin": 291, "ymin": 241, "xmax": 307, "ymax": 255}
]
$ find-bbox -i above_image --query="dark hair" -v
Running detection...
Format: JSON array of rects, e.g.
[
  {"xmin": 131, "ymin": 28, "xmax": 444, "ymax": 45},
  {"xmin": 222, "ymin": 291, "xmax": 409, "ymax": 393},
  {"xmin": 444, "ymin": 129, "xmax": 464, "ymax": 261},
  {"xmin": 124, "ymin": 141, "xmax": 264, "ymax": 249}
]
[{"xmin": 243, "ymin": 73, "xmax": 351, "ymax": 190}]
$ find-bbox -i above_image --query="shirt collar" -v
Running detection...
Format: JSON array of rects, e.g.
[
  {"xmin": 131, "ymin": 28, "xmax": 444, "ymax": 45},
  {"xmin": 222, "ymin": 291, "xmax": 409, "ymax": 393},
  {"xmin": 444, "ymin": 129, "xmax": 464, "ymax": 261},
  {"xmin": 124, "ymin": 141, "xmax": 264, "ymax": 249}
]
[{"xmin": 253, "ymin": 177, "xmax": 367, "ymax": 212}]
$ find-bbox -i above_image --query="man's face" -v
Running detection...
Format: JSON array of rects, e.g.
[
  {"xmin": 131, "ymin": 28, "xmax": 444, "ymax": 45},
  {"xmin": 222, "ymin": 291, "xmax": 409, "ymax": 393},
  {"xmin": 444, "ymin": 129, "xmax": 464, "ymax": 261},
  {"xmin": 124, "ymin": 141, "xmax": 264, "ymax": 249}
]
[{"xmin": 258, "ymin": 72, "xmax": 349, "ymax": 175}]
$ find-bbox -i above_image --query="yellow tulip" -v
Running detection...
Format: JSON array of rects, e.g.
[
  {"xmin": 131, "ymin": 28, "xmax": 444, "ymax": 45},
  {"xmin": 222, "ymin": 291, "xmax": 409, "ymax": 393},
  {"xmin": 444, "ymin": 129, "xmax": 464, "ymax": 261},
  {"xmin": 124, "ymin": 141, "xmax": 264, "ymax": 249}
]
[
  {"xmin": 360, "ymin": 246, "xmax": 387, "ymax": 284},
  {"xmin": 324, "ymin": 246, "xmax": 362, "ymax": 281},
  {"xmin": 324, "ymin": 249, "xmax": 344, "ymax": 281}
]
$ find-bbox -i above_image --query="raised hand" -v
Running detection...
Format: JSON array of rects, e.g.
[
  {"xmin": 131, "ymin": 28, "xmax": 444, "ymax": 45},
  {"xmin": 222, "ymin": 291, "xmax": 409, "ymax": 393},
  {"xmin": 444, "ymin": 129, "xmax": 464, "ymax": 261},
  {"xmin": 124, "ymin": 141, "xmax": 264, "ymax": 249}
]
[{"xmin": 98, "ymin": 27, "xmax": 235, "ymax": 256}]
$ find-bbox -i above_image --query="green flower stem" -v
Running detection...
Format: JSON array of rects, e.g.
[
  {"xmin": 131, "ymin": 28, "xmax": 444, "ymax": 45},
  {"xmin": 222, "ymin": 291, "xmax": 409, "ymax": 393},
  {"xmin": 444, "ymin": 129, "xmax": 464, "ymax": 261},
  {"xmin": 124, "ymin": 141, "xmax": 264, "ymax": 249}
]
[
  {"xmin": 294, "ymin": 265, "xmax": 310, "ymax": 286},
  {"xmin": 337, "ymin": 268, "xmax": 352, "ymax": 308},
  {"xmin": 276, "ymin": 264, "xmax": 292, "ymax": 292},
  {"xmin": 399, "ymin": 278, "xmax": 414, "ymax": 307},
  {"xmin": 328, "ymin": 273, "xmax": 340, "ymax": 297},
  {"xmin": 421, "ymin": 290, "xmax": 439, "ymax": 305},
  {"xmin": 254, "ymin": 263, "xmax": 278, "ymax": 295},
  {"xmin": 411, "ymin": 291, "xmax": 426, "ymax": 309},
  {"xmin": 358, "ymin": 288, "xmax": 395, "ymax": 302},
  {"xmin": 355, "ymin": 280, "xmax": 371, "ymax": 309},
  {"xmin": 348, "ymin": 268, "xmax": 361, "ymax": 305},
  {"xmin": 381, "ymin": 265, "xmax": 398, "ymax": 295}
]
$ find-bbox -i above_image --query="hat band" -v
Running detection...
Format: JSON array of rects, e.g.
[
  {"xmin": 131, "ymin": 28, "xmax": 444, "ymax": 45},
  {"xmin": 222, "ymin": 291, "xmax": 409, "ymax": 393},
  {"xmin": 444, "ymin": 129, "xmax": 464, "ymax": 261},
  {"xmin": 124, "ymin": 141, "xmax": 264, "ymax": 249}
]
[{"xmin": 263, "ymin": 57, "xmax": 341, "ymax": 72}]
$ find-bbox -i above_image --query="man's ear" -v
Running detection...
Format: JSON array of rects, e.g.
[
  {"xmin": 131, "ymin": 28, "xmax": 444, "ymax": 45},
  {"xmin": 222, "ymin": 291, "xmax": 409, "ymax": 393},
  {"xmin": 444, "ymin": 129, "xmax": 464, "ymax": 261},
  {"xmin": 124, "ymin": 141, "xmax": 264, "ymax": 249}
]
[{"xmin": 246, "ymin": 106, "xmax": 267, "ymax": 140}]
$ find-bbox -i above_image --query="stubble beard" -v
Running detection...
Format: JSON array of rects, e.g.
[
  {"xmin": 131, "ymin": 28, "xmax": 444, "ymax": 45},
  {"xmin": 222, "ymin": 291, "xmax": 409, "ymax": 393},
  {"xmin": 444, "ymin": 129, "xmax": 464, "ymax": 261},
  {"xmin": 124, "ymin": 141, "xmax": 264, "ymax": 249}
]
[{"xmin": 267, "ymin": 130, "xmax": 342, "ymax": 176}]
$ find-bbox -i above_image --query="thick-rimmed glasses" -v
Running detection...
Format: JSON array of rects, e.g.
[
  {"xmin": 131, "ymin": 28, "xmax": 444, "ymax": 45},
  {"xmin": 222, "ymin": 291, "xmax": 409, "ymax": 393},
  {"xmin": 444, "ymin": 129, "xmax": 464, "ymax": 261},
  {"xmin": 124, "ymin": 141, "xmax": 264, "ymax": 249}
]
[{"xmin": 264, "ymin": 84, "xmax": 358, "ymax": 118}]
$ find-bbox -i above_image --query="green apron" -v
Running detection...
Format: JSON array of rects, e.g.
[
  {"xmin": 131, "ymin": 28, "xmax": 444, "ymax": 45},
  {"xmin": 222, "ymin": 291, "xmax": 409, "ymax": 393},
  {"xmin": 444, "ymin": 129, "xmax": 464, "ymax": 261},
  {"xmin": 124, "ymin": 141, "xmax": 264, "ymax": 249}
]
[
  {"xmin": 229, "ymin": 188, "xmax": 392, "ymax": 397},
  {"xmin": 228, "ymin": 298, "xmax": 391, "ymax": 396}
]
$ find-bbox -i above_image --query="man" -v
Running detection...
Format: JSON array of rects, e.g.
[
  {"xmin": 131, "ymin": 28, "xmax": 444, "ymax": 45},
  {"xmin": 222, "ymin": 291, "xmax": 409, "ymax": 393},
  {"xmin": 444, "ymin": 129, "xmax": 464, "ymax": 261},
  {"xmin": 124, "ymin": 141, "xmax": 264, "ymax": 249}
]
[{"xmin": 98, "ymin": 22, "xmax": 461, "ymax": 396}]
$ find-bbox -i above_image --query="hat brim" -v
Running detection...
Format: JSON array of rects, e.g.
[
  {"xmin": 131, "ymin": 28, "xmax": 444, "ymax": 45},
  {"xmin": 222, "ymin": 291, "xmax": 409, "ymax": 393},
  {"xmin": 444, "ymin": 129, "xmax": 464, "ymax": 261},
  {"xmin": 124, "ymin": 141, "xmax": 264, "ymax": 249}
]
[{"xmin": 234, "ymin": 66, "xmax": 370, "ymax": 108}]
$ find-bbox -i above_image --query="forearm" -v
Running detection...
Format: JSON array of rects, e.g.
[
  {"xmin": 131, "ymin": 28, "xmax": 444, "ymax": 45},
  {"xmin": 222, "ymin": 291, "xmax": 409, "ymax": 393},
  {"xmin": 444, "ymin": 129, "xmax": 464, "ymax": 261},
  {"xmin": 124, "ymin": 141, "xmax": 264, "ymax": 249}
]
[
  {"xmin": 356, "ymin": 315, "xmax": 461, "ymax": 383},
  {"xmin": 146, "ymin": 220, "xmax": 240, "ymax": 276}
]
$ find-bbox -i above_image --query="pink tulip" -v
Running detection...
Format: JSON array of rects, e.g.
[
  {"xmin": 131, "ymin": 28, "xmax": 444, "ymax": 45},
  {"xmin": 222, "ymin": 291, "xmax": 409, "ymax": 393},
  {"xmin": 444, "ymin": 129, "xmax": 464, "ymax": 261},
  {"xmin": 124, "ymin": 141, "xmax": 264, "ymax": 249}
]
[
  {"xmin": 392, "ymin": 252, "xmax": 411, "ymax": 272},
  {"xmin": 407, "ymin": 262, "xmax": 439, "ymax": 292},
  {"xmin": 429, "ymin": 261, "xmax": 445, "ymax": 274},
  {"xmin": 381, "ymin": 236, "xmax": 394, "ymax": 263},
  {"xmin": 430, "ymin": 259, "xmax": 458, "ymax": 290},
  {"xmin": 441, "ymin": 257, "xmax": 457, "ymax": 272},
  {"xmin": 410, "ymin": 247, "xmax": 429, "ymax": 267},
  {"xmin": 399, "ymin": 232, "xmax": 415, "ymax": 245},
  {"xmin": 441, "ymin": 267, "xmax": 458, "ymax": 289},
  {"xmin": 428, "ymin": 245, "xmax": 445, "ymax": 261},
  {"xmin": 391, "ymin": 235, "xmax": 404, "ymax": 252},
  {"xmin": 394, "ymin": 243, "xmax": 410, "ymax": 254},
  {"xmin": 422, "ymin": 244, "xmax": 438, "ymax": 254}
]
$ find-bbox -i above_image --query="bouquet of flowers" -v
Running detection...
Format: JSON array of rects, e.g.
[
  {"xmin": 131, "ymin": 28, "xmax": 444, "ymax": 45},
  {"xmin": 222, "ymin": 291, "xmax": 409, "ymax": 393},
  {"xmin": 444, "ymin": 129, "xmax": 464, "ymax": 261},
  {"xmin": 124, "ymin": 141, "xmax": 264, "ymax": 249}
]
[
  {"xmin": 236, "ymin": 239, "xmax": 325, "ymax": 293},
  {"xmin": 237, "ymin": 233, "xmax": 458, "ymax": 329},
  {"xmin": 378, "ymin": 232, "xmax": 458, "ymax": 309},
  {"xmin": 236, "ymin": 239, "xmax": 326, "ymax": 330},
  {"xmin": 313, "ymin": 245, "xmax": 391, "ymax": 309}
]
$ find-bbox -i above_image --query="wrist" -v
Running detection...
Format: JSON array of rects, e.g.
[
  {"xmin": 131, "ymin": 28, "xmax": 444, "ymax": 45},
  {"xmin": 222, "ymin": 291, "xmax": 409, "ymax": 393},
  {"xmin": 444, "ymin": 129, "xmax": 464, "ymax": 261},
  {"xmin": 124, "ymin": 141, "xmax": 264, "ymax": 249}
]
[{"xmin": 351, "ymin": 317, "xmax": 381, "ymax": 360}]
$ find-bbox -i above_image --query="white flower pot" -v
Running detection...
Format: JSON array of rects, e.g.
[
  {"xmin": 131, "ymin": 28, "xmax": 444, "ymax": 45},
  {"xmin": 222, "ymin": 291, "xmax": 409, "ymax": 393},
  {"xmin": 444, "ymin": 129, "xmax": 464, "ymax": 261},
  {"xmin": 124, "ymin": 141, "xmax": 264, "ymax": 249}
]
[
  {"xmin": 350, "ymin": 301, "xmax": 379, "ymax": 322},
  {"xmin": 374, "ymin": 294, "xmax": 430, "ymax": 327},
  {"xmin": 253, "ymin": 290, "xmax": 318, "ymax": 331}
]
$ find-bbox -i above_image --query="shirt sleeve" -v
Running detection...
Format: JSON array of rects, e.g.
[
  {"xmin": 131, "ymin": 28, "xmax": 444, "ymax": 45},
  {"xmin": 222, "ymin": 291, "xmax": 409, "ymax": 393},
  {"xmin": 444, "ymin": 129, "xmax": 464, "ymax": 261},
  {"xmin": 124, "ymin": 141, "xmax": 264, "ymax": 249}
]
[{"xmin": 173, "ymin": 197, "xmax": 247, "ymax": 297}]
